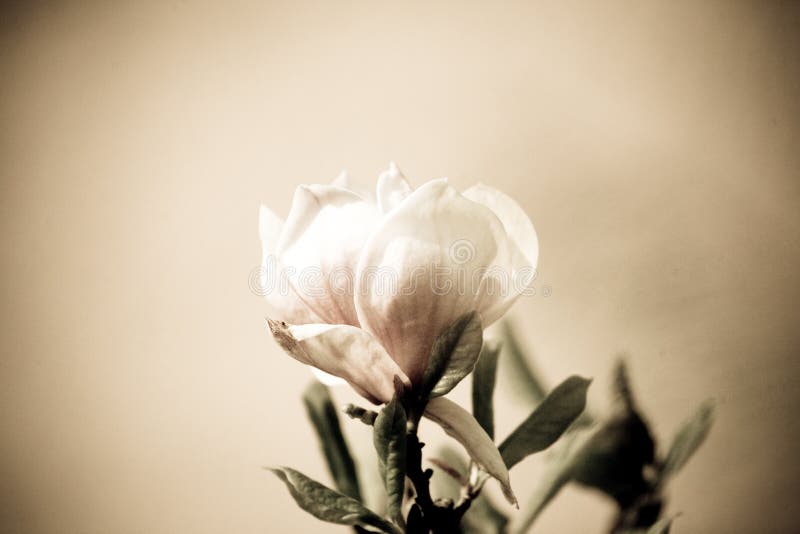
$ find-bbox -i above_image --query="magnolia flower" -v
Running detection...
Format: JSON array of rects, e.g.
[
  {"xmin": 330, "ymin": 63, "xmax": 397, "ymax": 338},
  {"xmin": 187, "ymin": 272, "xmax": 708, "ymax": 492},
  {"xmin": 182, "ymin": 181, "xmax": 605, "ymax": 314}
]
[
  {"xmin": 260, "ymin": 164, "xmax": 537, "ymax": 504},
  {"xmin": 260, "ymin": 163, "xmax": 538, "ymax": 403}
]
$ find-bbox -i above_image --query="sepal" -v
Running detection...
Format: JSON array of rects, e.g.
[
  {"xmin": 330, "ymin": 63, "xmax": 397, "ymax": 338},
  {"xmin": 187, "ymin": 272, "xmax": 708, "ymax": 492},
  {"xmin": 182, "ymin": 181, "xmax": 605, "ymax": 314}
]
[{"xmin": 420, "ymin": 312, "xmax": 484, "ymax": 401}]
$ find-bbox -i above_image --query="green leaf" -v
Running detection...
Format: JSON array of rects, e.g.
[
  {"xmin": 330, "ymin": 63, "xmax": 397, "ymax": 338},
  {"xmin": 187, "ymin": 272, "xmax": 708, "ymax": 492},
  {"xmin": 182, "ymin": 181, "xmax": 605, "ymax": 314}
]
[
  {"xmin": 499, "ymin": 375, "xmax": 591, "ymax": 469},
  {"xmin": 303, "ymin": 381, "xmax": 362, "ymax": 500},
  {"xmin": 499, "ymin": 320, "xmax": 548, "ymax": 405},
  {"xmin": 373, "ymin": 394, "xmax": 407, "ymax": 521},
  {"xmin": 660, "ymin": 400, "xmax": 715, "ymax": 482},
  {"xmin": 268, "ymin": 467, "xmax": 398, "ymax": 533},
  {"xmin": 421, "ymin": 311, "xmax": 483, "ymax": 399},
  {"xmin": 472, "ymin": 340, "xmax": 501, "ymax": 440}
]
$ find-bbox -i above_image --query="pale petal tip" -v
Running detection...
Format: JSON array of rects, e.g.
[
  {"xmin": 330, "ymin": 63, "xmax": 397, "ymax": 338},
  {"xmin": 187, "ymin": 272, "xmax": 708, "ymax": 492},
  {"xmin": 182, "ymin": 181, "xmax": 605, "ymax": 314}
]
[
  {"xmin": 292, "ymin": 183, "xmax": 328, "ymax": 206},
  {"xmin": 259, "ymin": 203, "xmax": 275, "ymax": 221},
  {"xmin": 332, "ymin": 169, "xmax": 350, "ymax": 187},
  {"xmin": 380, "ymin": 161, "xmax": 402, "ymax": 180},
  {"xmin": 287, "ymin": 185, "xmax": 315, "ymax": 212}
]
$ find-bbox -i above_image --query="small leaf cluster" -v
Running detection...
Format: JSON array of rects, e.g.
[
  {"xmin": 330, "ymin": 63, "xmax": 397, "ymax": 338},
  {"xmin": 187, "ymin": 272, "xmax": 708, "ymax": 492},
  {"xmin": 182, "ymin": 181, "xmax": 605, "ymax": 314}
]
[
  {"xmin": 510, "ymin": 347, "xmax": 715, "ymax": 534},
  {"xmin": 267, "ymin": 318, "xmax": 713, "ymax": 534}
]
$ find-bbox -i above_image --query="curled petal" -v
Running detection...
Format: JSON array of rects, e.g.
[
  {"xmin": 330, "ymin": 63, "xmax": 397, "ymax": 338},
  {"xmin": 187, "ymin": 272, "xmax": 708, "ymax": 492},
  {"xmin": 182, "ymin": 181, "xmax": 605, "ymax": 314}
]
[
  {"xmin": 462, "ymin": 184, "xmax": 539, "ymax": 325},
  {"xmin": 376, "ymin": 162, "xmax": 412, "ymax": 214},
  {"xmin": 424, "ymin": 397, "xmax": 517, "ymax": 506},
  {"xmin": 267, "ymin": 320, "xmax": 410, "ymax": 404},
  {"xmin": 277, "ymin": 185, "xmax": 380, "ymax": 326},
  {"xmin": 259, "ymin": 206, "xmax": 321, "ymax": 324},
  {"xmin": 354, "ymin": 179, "xmax": 510, "ymax": 384}
]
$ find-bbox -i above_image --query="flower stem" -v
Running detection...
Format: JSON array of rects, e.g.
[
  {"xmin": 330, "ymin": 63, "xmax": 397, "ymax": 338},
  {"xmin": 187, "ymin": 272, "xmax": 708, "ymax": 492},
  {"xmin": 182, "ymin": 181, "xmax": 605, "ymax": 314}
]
[{"xmin": 404, "ymin": 431, "xmax": 475, "ymax": 533}]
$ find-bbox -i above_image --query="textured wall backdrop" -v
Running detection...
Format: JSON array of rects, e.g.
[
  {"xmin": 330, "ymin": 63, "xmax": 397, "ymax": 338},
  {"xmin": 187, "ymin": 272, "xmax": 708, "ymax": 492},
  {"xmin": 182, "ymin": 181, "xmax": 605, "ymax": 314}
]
[{"xmin": 1, "ymin": 1, "xmax": 798, "ymax": 533}]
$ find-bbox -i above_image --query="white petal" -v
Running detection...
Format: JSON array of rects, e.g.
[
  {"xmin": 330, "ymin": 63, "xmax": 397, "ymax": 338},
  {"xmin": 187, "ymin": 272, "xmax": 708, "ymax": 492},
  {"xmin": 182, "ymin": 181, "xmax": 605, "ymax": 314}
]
[
  {"xmin": 424, "ymin": 397, "xmax": 517, "ymax": 506},
  {"xmin": 310, "ymin": 367, "xmax": 347, "ymax": 387},
  {"xmin": 277, "ymin": 185, "xmax": 381, "ymax": 326},
  {"xmin": 259, "ymin": 204, "xmax": 283, "ymax": 253},
  {"xmin": 330, "ymin": 169, "xmax": 351, "ymax": 188},
  {"xmin": 267, "ymin": 320, "xmax": 410, "ymax": 404},
  {"xmin": 376, "ymin": 162, "xmax": 412, "ymax": 214},
  {"xmin": 259, "ymin": 206, "xmax": 321, "ymax": 324},
  {"xmin": 331, "ymin": 169, "xmax": 376, "ymax": 203},
  {"xmin": 463, "ymin": 184, "xmax": 538, "ymax": 268},
  {"xmin": 354, "ymin": 179, "xmax": 511, "ymax": 384},
  {"xmin": 463, "ymin": 184, "xmax": 539, "ymax": 324}
]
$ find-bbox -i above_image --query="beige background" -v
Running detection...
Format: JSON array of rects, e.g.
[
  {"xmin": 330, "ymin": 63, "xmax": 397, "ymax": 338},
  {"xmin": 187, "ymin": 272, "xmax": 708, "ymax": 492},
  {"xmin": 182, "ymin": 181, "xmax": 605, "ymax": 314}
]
[{"xmin": 1, "ymin": 1, "xmax": 798, "ymax": 533}]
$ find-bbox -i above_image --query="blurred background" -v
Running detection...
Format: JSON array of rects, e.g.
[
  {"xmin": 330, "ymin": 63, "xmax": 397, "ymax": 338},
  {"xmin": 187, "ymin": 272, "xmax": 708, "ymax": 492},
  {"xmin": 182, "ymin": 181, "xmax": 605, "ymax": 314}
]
[{"xmin": 1, "ymin": 1, "xmax": 798, "ymax": 532}]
